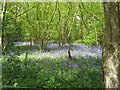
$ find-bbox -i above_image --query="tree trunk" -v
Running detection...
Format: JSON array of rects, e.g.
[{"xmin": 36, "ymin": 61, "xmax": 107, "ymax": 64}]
[
  {"xmin": 68, "ymin": 47, "xmax": 72, "ymax": 60},
  {"xmin": 1, "ymin": 1, "xmax": 7, "ymax": 51},
  {"xmin": 103, "ymin": 2, "xmax": 120, "ymax": 88}
]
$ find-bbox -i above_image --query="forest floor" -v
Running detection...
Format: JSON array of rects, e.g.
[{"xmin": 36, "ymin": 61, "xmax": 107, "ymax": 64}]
[
  {"xmin": 13, "ymin": 42, "xmax": 102, "ymax": 60},
  {"xmin": 2, "ymin": 42, "xmax": 103, "ymax": 88}
]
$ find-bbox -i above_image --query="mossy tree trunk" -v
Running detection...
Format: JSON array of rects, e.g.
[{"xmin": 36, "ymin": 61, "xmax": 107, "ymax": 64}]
[{"xmin": 103, "ymin": 2, "xmax": 120, "ymax": 88}]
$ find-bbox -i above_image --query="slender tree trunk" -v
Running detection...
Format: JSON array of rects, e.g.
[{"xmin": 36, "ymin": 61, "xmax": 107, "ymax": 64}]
[
  {"xmin": 103, "ymin": 2, "xmax": 120, "ymax": 88},
  {"xmin": 68, "ymin": 47, "xmax": 72, "ymax": 60},
  {"xmin": 1, "ymin": 1, "xmax": 7, "ymax": 51}
]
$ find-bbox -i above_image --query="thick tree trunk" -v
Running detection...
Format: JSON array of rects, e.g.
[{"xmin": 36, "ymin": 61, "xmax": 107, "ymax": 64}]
[{"xmin": 103, "ymin": 2, "xmax": 120, "ymax": 88}]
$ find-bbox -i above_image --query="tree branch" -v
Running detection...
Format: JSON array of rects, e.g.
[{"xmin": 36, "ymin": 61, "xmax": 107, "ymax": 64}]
[{"xmin": 8, "ymin": 5, "xmax": 38, "ymax": 20}]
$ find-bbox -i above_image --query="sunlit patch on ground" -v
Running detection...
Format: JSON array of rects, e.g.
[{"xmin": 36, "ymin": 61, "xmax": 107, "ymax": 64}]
[{"xmin": 15, "ymin": 42, "xmax": 102, "ymax": 60}]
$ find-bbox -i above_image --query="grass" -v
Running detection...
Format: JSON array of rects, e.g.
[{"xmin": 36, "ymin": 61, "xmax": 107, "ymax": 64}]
[{"xmin": 2, "ymin": 43, "xmax": 103, "ymax": 88}]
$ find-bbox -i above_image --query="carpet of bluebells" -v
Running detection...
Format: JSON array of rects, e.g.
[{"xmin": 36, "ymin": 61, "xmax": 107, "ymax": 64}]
[{"xmin": 2, "ymin": 42, "xmax": 103, "ymax": 88}]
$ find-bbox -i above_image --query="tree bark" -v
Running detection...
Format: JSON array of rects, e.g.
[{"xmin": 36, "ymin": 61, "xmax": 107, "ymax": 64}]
[
  {"xmin": 103, "ymin": 2, "xmax": 120, "ymax": 88},
  {"xmin": 1, "ymin": 1, "xmax": 7, "ymax": 51},
  {"xmin": 68, "ymin": 47, "xmax": 72, "ymax": 60}
]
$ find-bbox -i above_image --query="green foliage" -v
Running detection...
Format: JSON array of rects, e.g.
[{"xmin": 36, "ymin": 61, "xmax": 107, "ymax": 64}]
[
  {"xmin": 2, "ymin": 2, "xmax": 104, "ymax": 88},
  {"xmin": 2, "ymin": 2, "xmax": 104, "ymax": 47},
  {"xmin": 74, "ymin": 39, "xmax": 82, "ymax": 44},
  {"xmin": 2, "ymin": 55, "xmax": 103, "ymax": 88}
]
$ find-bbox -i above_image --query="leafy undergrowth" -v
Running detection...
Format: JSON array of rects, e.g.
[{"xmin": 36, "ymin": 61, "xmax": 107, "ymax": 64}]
[
  {"xmin": 2, "ymin": 56, "xmax": 103, "ymax": 88},
  {"xmin": 2, "ymin": 43, "xmax": 103, "ymax": 88}
]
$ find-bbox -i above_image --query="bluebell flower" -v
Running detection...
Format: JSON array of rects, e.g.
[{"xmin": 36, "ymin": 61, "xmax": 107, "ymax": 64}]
[
  {"xmin": 53, "ymin": 67, "xmax": 58, "ymax": 69},
  {"xmin": 72, "ymin": 64, "xmax": 78, "ymax": 68}
]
